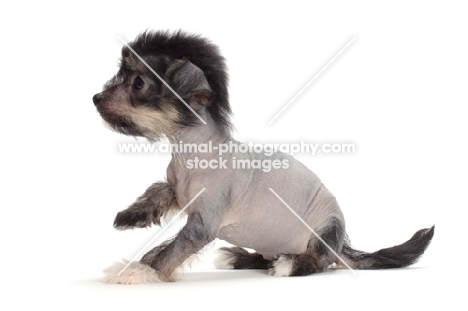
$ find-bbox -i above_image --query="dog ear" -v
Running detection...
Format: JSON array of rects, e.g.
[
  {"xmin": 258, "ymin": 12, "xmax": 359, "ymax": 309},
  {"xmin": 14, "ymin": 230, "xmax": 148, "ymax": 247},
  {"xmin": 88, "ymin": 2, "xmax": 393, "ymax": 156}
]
[{"xmin": 164, "ymin": 59, "xmax": 212, "ymax": 106}]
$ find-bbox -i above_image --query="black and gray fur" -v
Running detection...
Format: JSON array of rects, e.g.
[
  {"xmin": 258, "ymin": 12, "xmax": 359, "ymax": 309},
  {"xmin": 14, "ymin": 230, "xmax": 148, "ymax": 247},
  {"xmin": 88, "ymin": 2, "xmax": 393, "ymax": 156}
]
[{"xmin": 94, "ymin": 30, "xmax": 434, "ymax": 283}]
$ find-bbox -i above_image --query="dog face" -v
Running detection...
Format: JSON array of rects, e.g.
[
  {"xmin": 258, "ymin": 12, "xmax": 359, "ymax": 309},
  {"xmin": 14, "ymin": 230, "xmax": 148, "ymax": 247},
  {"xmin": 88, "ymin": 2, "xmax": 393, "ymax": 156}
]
[
  {"xmin": 93, "ymin": 54, "xmax": 212, "ymax": 141},
  {"xmin": 93, "ymin": 31, "xmax": 233, "ymax": 141}
]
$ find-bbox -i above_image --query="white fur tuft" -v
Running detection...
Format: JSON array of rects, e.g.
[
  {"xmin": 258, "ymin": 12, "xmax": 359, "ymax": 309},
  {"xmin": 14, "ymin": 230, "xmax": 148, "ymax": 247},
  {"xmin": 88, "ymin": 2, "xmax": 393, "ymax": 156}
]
[
  {"xmin": 213, "ymin": 249, "xmax": 235, "ymax": 269},
  {"xmin": 103, "ymin": 259, "xmax": 160, "ymax": 284},
  {"xmin": 269, "ymin": 255, "xmax": 293, "ymax": 277}
]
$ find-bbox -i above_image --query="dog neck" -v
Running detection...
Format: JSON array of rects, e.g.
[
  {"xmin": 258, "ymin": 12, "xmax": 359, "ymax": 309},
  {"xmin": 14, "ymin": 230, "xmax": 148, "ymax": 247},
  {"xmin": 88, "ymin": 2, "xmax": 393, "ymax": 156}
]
[
  {"xmin": 166, "ymin": 109, "xmax": 233, "ymax": 196},
  {"xmin": 169, "ymin": 108, "xmax": 232, "ymax": 158}
]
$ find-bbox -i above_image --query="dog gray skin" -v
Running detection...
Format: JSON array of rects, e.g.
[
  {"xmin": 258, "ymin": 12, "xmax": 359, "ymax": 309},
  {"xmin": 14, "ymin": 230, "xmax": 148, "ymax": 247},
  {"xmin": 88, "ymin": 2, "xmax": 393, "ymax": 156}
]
[{"xmin": 94, "ymin": 31, "xmax": 434, "ymax": 284}]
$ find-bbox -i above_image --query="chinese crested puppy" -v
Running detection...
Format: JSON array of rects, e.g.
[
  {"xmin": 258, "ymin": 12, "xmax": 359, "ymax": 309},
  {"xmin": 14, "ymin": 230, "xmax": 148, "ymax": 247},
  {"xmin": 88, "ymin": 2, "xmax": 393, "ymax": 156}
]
[{"xmin": 93, "ymin": 30, "xmax": 434, "ymax": 284}]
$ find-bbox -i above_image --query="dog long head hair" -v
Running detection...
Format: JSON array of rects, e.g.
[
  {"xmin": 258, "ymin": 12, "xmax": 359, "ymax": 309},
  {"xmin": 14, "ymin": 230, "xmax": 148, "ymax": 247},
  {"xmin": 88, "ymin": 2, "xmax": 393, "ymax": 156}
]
[{"xmin": 93, "ymin": 30, "xmax": 233, "ymax": 141}]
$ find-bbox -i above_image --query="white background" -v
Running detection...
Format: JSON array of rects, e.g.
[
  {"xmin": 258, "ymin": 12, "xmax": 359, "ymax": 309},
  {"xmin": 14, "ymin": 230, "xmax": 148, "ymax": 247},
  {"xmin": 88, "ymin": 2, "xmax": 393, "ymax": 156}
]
[{"xmin": 1, "ymin": 0, "xmax": 466, "ymax": 309}]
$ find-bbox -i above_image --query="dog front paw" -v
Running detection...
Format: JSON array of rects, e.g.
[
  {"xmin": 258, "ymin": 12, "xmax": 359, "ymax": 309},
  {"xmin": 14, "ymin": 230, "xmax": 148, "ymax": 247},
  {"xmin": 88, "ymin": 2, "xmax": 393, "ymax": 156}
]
[
  {"xmin": 103, "ymin": 260, "xmax": 160, "ymax": 284},
  {"xmin": 113, "ymin": 209, "xmax": 146, "ymax": 230},
  {"xmin": 113, "ymin": 205, "xmax": 155, "ymax": 230}
]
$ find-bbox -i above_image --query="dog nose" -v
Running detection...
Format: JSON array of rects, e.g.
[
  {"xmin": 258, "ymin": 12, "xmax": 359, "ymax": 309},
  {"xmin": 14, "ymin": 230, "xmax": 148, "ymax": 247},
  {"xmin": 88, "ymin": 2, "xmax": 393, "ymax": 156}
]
[{"xmin": 93, "ymin": 93, "xmax": 103, "ymax": 106}]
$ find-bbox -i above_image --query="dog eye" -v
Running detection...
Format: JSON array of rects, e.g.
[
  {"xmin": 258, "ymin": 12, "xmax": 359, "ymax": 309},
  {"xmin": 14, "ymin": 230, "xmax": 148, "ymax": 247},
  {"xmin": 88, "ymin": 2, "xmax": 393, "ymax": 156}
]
[{"xmin": 133, "ymin": 76, "xmax": 146, "ymax": 90}]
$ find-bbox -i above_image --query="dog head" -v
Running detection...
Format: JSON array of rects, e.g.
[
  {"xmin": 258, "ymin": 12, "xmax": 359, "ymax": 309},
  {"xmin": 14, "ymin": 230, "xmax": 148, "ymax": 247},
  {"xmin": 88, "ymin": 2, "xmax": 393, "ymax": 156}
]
[{"xmin": 93, "ymin": 30, "xmax": 232, "ymax": 141}]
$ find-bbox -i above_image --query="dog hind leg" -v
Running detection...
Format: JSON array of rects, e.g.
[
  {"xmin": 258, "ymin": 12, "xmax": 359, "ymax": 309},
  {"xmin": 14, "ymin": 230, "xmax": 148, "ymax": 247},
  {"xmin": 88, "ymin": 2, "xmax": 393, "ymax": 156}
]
[
  {"xmin": 269, "ymin": 218, "xmax": 345, "ymax": 277},
  {"xmin": 214, "ymin": 247, "xmax": 272, "ymax": 269}
]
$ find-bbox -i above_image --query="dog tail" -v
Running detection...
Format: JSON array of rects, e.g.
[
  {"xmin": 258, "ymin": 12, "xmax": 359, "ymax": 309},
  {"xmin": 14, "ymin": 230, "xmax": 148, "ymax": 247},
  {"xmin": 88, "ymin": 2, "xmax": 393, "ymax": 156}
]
[{"xmin": 339, "ymin": 225, "xmax": 434, "ymax": 269}]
